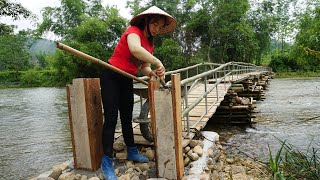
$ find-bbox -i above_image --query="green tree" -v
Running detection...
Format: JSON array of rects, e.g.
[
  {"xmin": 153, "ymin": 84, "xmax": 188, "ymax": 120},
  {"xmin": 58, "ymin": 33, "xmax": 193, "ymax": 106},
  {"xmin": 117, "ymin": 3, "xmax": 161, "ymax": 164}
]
[
  {"xmin": 290, "ymin": 4, "xmax": 320, "ymax": 71},
  {"xmin": 0, "ymin": 33, "xmax": 32, "ymax": 72},
  {"xmin": 37, "ymin": 0, "xmax": 127, "ymax": 84},
  {"xmin": 0, "ymin": 0, "xmax": 32, "ymax": 35},
  {"xmin": 248, "ymin": 0, "xmax": 277, "ymax": 65}
]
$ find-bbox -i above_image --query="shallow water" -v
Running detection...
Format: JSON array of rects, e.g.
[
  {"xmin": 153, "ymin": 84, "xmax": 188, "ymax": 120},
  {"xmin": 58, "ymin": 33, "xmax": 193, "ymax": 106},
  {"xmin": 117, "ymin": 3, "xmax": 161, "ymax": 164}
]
[
  {"xmin": 1, "ymin": 77, "xmax": 319, "ymax": 179},
  {"xmin": 0, "ymin": 88, "xmax": 71, "ymax": 179},
  {"xmin": 204, "ymin": 77, "xmax": 320, "ymax": 160}
]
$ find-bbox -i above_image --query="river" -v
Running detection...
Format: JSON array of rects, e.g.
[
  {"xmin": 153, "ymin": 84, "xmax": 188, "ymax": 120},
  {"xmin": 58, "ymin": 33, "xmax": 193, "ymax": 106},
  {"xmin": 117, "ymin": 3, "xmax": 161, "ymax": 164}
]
[
  {"xmin": 204, "ymin": 77, "xmax": 320, "ymax": 160},
  {"xmin": 0, "ymin": 77, "xmax": 320, "ymax": 179}
]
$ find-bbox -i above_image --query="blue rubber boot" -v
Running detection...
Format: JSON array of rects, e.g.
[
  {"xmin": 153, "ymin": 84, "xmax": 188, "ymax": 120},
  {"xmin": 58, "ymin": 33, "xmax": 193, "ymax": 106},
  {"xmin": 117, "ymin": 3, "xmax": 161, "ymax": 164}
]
[
  {"xmin": 101, "ymin": 155, "xmax": 118, "ymax": 180},
  {"xmin": 127, "ymin": 146, "xmax": 149, "ymax": 163}
]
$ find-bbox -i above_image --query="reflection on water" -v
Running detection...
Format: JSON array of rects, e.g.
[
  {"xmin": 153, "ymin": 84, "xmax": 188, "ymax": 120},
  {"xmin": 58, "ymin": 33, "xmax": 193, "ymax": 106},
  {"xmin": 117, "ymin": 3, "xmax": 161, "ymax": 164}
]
[
  {"xmin": 205, "ymin": 77, "xmax": 320, "ymax": 160},
  {"xmin": 0, "ymin": 88, "xmax": 71, "ymax": 180}
]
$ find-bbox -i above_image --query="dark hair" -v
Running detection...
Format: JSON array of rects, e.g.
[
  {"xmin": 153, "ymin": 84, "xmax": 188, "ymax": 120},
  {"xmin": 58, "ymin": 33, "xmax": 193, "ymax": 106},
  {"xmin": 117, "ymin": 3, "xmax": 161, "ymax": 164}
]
[{"xmin": 131, "ymin": 15, "xmax": 167, "ymax": 45}]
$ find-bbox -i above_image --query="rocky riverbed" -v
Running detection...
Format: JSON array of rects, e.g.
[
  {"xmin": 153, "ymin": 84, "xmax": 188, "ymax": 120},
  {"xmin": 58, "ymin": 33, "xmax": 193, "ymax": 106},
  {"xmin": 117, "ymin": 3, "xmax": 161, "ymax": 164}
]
[{"xmin": 30, "ymin": 131, "xmax": 271, "ymax": 180}]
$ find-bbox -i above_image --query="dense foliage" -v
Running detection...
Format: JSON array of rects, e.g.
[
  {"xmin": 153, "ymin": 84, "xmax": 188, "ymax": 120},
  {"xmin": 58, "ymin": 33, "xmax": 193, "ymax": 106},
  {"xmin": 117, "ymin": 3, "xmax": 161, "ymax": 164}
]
[{"xmin": 0, "ymin": 0, "xmax": 320, "ymax": 87}]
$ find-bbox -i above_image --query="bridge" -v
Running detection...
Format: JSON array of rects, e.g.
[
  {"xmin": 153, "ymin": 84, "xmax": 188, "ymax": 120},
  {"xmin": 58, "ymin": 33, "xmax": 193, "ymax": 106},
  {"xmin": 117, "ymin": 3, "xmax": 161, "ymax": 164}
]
[{"xmin": 114, "ymin": 62, "xmax": 272, "ymax": 147}]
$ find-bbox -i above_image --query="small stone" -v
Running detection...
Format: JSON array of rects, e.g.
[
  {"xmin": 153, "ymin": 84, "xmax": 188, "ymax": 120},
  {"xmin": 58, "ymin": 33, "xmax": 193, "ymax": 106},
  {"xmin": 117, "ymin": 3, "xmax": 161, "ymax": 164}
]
[
  {"xmin": 75, "ymin": 174, "xmax": 81, "ymax": 180},
  {"xmin": 187, "ymin": 149, "xmax": 193, "ymax": 157},
  {"xmin": 142, "ymin": 171, "xmax": 148, "ymax": 176},
  {"xmin": 88, "ymin": 178, "xmax": 100, "ymax": 180},
  {"xmin": 145, "ymin": 149, "xmax": 155, "ymax": 160},
  {"xmin": 52, "ymin": 163, "xmax": 68, "ymax": 172},
  {"xmin": 208, "ymin": 149, "xmax": 214, "ymax": 158},
  {"xmin": 37, "ymin": 178, "xmax": 55, "ymax": 180},
  {"xmin": 137, "ymin": 163, "xmax": 150, "ymax": 171},
  {"xmin": 207, "ymin": 158, "xmax": 213, "ymax": 165},
  {"xmin": 58, "ymin": 173, "xmax": 73, "ymax": 180},
  {"xmin": 184, "ymin": 157, "xmax": 190, "ymax": 167},
  {"xmin": 80, "ymin": 175, "xmax": 87, "ymax": 180},
  {"xmin": 97, "ymin": 173, "xmax": 104, "ymax": 180},
  {"xmin": 131, "ymin": 175, "xmax": 139, "ymax": 180},
  {"xmin": 113, "ymin": 142, "xmax": 126, "ymax": 151},
  {"xmin": 115, "ymin": 169, "xmax": 120, "ymax": 176},
  {"xmin": 208, "ymin": 164, "xmax": 215, "ymax": 170},
  {"xmin": 116, "ymin": 152, "xmax": 127, "ymax": 160},
  {"xmin": 126, "ymin": 161, "xmax": 135, "ymax": 168},
  {"xmin": 199, "ymin": 141, "xmax": 204, "ymax": 148},
  {"xmin": 126, "ymin": 168, "xmax": 134, "ymax": 173},
  {"xmin": 183, "ymin": 146, "xmax": 190, "ymax": 153},
  {"xmin": 212, "ymin": 171, "xmax": 219, "ymax": 180},
  {"xmin": 189, "ymin": 153, "xmax": 199, "ymax": 161},
  {"xmin": 134, "ymin": 167, "xmax": 142, "ymax": 173},
  {"xmin": 118, "ymin": 173, "xmax": 130, "ymax": 180},
  {"xmin": 226, "ymin": 158, "xmax": 235, "ymax": 164},
  {"xmin": 224, "ymin": 166, "xmax": 231, "ymax": 172},
  {"xmin": 217, "ymin": 161, "xmax": 224, "ymax": 171},
  {"xmin": 189, "ymin": 140, "xmax": 199, "ymax": 148},
  {"xmin": 193, "ymin": 145, "xmax": 203, "ymax": 157},
  {"xmin": 231, "ymin": 165, "xmax": 247, "ymax": 179},
  {"xmin": 49, "ymin": 169, "xmax": 62, "ymax": 180}
]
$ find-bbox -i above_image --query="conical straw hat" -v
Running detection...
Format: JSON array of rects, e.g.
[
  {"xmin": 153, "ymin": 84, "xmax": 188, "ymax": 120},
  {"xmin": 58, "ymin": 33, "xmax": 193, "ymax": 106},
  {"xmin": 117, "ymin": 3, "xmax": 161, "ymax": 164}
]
[{"xmin": 130, "ymin": 6, "xmax": 177, "ymax": 35}]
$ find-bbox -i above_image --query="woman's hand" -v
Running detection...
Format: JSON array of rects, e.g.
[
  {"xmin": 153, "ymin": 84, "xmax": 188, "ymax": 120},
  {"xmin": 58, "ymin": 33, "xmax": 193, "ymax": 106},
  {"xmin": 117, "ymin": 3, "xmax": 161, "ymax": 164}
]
[{"xmin": 155, "ymin": 61, "xmax": 165, "ymax": 79}]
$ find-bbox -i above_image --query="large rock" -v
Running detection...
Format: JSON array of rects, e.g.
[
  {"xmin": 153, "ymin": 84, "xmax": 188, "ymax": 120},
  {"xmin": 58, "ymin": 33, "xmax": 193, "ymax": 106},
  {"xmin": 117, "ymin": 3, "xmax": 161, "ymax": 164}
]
[{"xmin": 193, "ymin": 145, "xmax": 203, "ymax": 157}]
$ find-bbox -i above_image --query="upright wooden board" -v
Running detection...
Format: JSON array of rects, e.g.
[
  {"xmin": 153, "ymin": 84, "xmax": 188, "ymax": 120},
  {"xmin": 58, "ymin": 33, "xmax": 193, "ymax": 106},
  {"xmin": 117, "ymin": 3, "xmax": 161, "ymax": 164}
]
[
  {"xmin": 66, "ymin": 78, "xmax": 103, "ymax": 171},
  {"xmin": 154, "ymin": 90, "xmax": 177, "ymax": 179}
]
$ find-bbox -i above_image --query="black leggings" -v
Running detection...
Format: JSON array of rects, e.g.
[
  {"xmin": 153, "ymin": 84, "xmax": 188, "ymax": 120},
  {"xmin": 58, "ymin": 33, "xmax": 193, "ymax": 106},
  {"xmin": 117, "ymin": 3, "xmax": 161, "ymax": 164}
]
[{"xmin": 100, "ymin": 69, "xmax": 135, "ymax": 157}]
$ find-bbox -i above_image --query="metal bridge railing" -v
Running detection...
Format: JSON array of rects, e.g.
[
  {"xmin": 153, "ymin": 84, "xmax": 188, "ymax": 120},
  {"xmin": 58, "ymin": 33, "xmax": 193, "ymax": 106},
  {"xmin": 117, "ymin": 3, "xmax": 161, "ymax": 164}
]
[{"xmin": 135, "ymin": 62, "xmax": 269, "ymax": 136}]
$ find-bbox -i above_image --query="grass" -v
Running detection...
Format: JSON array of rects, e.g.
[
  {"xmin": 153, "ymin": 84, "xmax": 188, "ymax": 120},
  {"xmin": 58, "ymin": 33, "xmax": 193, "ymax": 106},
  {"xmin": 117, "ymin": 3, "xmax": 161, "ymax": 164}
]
[
  {"xmin": 275, "ymin": 72, "xmax": 320, "ymax": 78},
  {"xmin": 268, "ymin": 140, "xmax": 320, "ymax": 180}
]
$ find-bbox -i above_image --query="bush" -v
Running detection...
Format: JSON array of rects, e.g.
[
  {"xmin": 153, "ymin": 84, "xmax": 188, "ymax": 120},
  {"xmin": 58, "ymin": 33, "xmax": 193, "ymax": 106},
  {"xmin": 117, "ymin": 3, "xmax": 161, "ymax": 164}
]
[
  {"xmin": 269, "ymin": 52, "xmax": 300, "ymax": 72},
  {"xmin": 0, "ymin": 71, "xmax": 20, "ymax": 84}
]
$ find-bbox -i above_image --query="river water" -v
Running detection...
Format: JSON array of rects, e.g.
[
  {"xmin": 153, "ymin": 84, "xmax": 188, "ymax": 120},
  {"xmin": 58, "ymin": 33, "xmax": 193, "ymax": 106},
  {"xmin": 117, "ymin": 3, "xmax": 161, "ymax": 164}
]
[
  {"xmin": 205, "ymin": 77, "xmax": 320, "ymax": 160},
  {"xmin": 0, "ymin": 78, "xmax": 320, "ymax": 179}
]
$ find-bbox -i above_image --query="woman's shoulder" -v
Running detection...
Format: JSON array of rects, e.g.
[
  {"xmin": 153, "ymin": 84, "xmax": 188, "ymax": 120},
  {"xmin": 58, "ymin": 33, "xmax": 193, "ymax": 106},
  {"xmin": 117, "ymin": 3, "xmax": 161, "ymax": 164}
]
[{"xmin": 124, "ymin": 26, "xmax": 143, "ymax": 36}]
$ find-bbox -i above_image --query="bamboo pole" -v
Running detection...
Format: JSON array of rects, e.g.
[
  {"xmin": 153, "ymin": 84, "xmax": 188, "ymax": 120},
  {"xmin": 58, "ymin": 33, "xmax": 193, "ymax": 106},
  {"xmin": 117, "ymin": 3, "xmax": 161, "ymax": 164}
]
[{"xmin": 56, "ymin": 42, "xmax": 148, "ymax": 86}]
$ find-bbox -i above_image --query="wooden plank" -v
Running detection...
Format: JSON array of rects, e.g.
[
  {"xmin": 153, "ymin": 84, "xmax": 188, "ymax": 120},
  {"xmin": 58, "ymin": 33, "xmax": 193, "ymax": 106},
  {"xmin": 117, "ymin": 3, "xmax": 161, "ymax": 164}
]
[
  {"xmin": 68, "ymin": 79, "xmax": 92, "ymax": 170},
  {"xmin": 83, "ymin": 78, "xmax": 104, "ymax": 171},
  {"xmin": 148, "ymin": 76, "xmax": 160, "ymax": 176},
  {"xmin": 66, "ymin": 85, "xmax": 77, "ymax": 168},
  {"xmin": 171, "ymin": 74, "xmax": 184, "ymax": 179},
  {"xmin": 154, "ymin": 90, "xmax": 177, "ymax": 179}
]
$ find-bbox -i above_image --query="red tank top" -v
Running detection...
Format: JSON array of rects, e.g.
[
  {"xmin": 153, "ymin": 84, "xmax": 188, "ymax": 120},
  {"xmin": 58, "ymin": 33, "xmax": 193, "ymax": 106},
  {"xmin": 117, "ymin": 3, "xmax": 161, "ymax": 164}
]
[{"xmin": 108, "ymin": 26, "xmax": 154, "ymax": 75}]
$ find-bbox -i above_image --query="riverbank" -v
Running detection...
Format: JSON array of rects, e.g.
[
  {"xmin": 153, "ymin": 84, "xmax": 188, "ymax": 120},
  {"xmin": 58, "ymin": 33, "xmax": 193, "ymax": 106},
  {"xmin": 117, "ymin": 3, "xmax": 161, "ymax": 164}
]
[
  {"xmin": 30, "ymin": 132, "xmax": 271, "ymax": 180},
  {"xmin": 274, "ymin": 71, "xmax": 320, "ymax": 78}
]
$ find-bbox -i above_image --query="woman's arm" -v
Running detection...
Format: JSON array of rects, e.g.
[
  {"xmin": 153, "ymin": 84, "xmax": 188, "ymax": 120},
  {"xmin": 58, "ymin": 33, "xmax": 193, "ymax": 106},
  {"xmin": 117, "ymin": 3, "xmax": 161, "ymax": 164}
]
[{"xmin": 127, "ymin": 33, "xmax": 165, "ymax": 77}]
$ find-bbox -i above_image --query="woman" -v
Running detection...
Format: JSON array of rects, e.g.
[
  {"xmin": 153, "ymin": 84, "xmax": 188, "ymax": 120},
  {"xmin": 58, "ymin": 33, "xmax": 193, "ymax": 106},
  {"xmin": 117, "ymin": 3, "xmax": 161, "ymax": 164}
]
[{"xmin": 100, "ymin": 6, "xmax": 177, "ymax": 179}]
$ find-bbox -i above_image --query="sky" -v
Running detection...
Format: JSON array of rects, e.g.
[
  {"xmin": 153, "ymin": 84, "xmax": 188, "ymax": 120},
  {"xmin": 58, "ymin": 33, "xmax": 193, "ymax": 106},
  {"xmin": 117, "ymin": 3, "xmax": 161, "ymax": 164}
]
[{"xmin": 1, "ymin": 0, "xmax": 133, "ymax": 39}]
